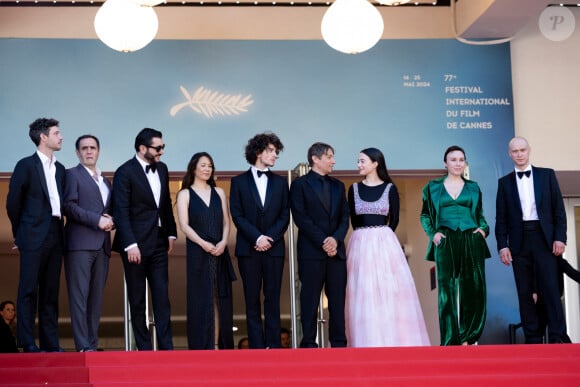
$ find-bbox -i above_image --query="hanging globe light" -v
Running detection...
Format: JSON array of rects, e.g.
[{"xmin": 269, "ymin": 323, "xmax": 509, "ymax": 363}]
[
  {"xmin": 321, "ymin": 0, "xmax": 384, "ymax": 54},
  {"xmin": 131, "ymin": 0, "xmax": 165, "ymax": 6},
  {"xmin": 94, "ymin": 0, "xmax": 159, "ymax": 53},
  {"xmin": 376, "ymin": 0, "xmax": 409, "ymax": 5}
]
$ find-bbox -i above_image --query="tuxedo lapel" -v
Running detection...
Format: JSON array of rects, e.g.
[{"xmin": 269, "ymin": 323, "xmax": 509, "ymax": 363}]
[
  {"xmin": 245, "ymin": 169, "xmax": 264, "ymax": 210},
  {"xmin": 263, "ymin": 174, "xmax": 275, "ymax": 211},
  {"xmin": 33, "ymin": 153, "xmax": 51, "ymax": 202},
  {"xmin": 532, "ymin": 166, "xmax": 543, "ymax": 209},
  {"xmin": 508, "ymin": 172, "xmax": 524, "ymax": 217},
  {"xmin": 130, "ymin": 158, "xmax": 157, "ymax": 207},
  {"xmin": 306, "ymin": 172, "xmax": 330, "ymax": 214}
]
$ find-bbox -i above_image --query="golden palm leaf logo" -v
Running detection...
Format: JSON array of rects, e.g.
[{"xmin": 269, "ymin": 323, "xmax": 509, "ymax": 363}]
[{"xmin": 170, "ymin": 86, "xmax": 254, "ymax": 118}]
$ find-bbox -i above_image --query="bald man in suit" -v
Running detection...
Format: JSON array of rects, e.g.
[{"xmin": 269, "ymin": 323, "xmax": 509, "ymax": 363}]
[{"xmin": 496, "ymin": 136, "xmax": 569, "ymax": 344}]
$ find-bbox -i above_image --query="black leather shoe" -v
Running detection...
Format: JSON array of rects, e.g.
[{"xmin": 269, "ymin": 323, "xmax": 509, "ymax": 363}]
[
  {"xmin": 23, "ymin": 344, "xmax": 41, "ymax": 353},
  {"xmin": 47, "ymin": 347, "xmax": 65, "ymax": 352}
]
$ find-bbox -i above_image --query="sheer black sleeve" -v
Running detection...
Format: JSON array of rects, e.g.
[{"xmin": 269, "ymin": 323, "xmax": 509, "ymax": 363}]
[
  {"xmin": 348, "ymin": 184, "xmax": 357, "ymax": 229},
  {"xmin": 388, "ymin": 184, "xmax": 400, "ymax": 232}
]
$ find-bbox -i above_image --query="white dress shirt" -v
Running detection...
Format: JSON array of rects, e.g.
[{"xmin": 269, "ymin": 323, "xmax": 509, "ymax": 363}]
[
  {"xmin": 515, "ymin": 166, "xmax": 539, "ymax": 221},
  {"xmin": 251, "ymin": 166, "xmax": 269, "ymax": 206},
  {"xmin": 83, "ymin": 165, "xmax": 109, "ymax": 206},
  {"xmin": 37, "ymin": 150, "xmax": 61, "ymax": 218}
]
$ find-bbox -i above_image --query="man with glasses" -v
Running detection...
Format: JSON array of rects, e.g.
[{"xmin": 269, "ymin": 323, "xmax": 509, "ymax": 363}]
[
  {"xmin": 112, "ymin": 128, "xmax": 177, "ymax": 350},
  {"xmin": 230, "ymin": 132, "xmax": 290, "ymax": 348}
]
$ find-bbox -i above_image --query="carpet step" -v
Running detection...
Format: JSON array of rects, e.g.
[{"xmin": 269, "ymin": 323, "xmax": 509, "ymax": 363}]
[{"xmin": 1, "ymin": 345, "xmax": 578, "ymax": 386}]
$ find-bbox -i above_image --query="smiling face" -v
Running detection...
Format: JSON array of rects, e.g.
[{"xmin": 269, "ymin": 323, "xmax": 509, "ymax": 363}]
[
  {"xmin": 312, "ymin": 148, "xmax": 336, "ymax": 176},
  {"xmin": 357, "ymin": 152, "xmax": 377, "ymax": 177},
  {"xmin": 194, "ymin": 156, "xmax": 214, "ymax": 183},
  {"xmin": 141, "ymin": 137, "xmax": 165, "ymax": 164},
  {"xmin": 444, "ymin": 150, "xmax": 466, "ymax": 177}
]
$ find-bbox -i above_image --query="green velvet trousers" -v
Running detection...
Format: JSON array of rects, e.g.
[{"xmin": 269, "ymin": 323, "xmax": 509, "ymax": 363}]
[{"xmin": 434, "ymin": 228, "xmax": 488, "ymax": 345}]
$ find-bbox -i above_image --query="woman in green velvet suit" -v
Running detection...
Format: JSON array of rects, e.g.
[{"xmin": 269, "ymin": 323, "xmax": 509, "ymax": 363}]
[{"xmin": 420, "ymin": 145, "xmax": 491, "ymax": 346}]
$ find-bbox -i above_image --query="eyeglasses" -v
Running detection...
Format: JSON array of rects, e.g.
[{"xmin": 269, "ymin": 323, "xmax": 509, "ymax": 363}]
[{"xmin": 147, "ymin": 144, "xmax": 166, "ymax": 152}]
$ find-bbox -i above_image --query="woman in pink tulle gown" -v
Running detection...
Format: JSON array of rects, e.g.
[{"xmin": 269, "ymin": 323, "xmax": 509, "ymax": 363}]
[{"xmin": 345, "ymin": 147, "xmax": 430, "ymax": 347}]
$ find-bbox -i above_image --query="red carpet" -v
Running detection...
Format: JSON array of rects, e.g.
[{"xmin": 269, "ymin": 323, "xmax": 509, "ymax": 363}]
[{"xmin": 1, "ymin": 345, "xmax": 579, "ymax": 386}]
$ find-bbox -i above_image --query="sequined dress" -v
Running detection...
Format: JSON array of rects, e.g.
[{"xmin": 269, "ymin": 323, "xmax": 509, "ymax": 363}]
[{"xmin": 345, "ymin": 182, "xmax": 430, "ymax": 347}]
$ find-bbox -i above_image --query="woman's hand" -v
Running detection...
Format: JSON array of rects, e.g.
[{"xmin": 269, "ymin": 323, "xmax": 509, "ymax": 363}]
[
  {"xmin": 433, "ymin": 232, "xmax": 446, "ymax": 246},
  {"xmin": 473, "ymin": 228, "xmax": 486, "ymax": 238},
  {"xmin": 200, "ymin": 240, "xmax": 216, "ymax": 254},
  {"xmin": 213, "ymin": 240, "xmax": 227, "ymax": 256}
]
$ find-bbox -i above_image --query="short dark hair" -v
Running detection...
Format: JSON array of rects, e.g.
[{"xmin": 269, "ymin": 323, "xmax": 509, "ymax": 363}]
[
  {"xmin": 0, "ymin": 300, "xmax": 15, "ymax": 311},
  {"xmin": 75, "ymin": 134, "xmax": 100, "ymax": 151},
  {"xmin": 280, "ymin": 327, "xmax": 290, "ymax": 335},
  {"xmin": 29, "ymin": 118, "xmax": 59, "ymax": 146},
  {"xmin": 134, "ymin": 128, "xmax": 162, "ymax": 152},
  {"xmin": 307, "ymin": 142, "xmax": 334, "ymax": 167},
  {"xmin": 244, "ymin": 132, "xmax": 284, "ymax": 165},
  {"xmin": 443, "ymin": 145, "xmax": 466, "ymax": 162}
]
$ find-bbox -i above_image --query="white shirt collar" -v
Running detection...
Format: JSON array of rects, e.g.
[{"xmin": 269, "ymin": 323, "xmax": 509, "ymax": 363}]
[
  {"xmin": 36, "ymin": 150, "xmax": 56, "ymax": 165},
  {"xmin": 135, "ymin": 154, "xmax": 153, "ymax": 172}
]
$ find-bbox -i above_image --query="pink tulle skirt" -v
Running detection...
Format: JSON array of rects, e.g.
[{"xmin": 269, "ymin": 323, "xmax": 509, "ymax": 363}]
[{"xmin": 345, "ymin": 226, "xmax": 430, "ymax": 347}]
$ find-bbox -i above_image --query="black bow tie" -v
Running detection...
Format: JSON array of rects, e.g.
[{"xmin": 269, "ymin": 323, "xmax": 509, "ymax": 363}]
[
  {"xmin": 146, "ymin": 163, "xmax": 157, "ymax": 174},
  {"xmin": 517, "ymin": 170, "xmax": 531, "ymax": 179},
  {"xmin": 257, "ymin": 170, "xmax": 270, "ymax": 177}
]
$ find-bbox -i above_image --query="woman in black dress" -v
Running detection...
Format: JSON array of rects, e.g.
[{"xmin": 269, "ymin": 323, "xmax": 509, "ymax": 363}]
[{"xmin": 176, "ymin": 152, "xmax": 236, "ymax": 350}]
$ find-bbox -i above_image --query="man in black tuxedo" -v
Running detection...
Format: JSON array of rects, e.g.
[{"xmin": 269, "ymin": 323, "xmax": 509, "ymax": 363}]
[
  {"xmin": 6, "ymin": 118, "xmax": 65, "ymax": 352},
  {"xmin": 230, "ymin": 132, "xmax": 290, "ymax": 349},
  {"xmin": 63, "ymin": 135, "xmax": 114, "ymax": 352},
  {"xmin": 112, "ymin": 128, "xmax": 177, "ymax": 350},
  {"xmin": 496, "ymin": 136, "xmax": 569, "ymax": 344},
  {"xmin": 290, "ymin": 142, "xmax": 349, "ymax": 348}
]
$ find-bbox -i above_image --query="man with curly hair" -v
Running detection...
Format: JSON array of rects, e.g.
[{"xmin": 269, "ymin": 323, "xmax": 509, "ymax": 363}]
[{"xmin": 230, "ymin": 132, "xmax": 290, "ymax": 348}]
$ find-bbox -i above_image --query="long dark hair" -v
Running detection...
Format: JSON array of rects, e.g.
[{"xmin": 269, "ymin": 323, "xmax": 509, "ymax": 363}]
[
  {"xmin": 180, "ymin": 152, "xmax": 216, "ymax": 189},
  {"xmin": 360, "ymin": 147, "xmax": 392, "ymax": 184}
]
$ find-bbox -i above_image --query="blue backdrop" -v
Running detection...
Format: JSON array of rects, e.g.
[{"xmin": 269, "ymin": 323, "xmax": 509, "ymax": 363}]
[{"xmin": 0, "ymin": 38, "xmax": 518, "ymax": 342}]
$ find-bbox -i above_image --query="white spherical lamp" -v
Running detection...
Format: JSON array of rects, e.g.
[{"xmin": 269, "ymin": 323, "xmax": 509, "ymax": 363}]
[
  {"xmin": 376, "ymin": 0, "xmax": 410, "ymax": 5},
  {"xmin": 132, "ymin": 0, "xmax": 165, "ymax": 6},
  {"xmin": 94, "ymin": 0, "xmax": 159, "ymax": 53},
  {"xmin": 321, "ymin": 0, "xmax": 384, "ymax": 54}
]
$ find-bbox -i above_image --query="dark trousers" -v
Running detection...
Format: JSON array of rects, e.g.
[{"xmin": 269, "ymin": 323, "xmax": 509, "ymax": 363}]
[
  {"xmin": 238, "ymin": 253, "xmax": 284, "ymax": 348},
  {"xmin": 17, "ymin": 218, "xmax": 63, "ymax": 350},
  {"xmin": 65, "ymin": 248, "xmax": 109, "ymax": 351},
  {"xmin": 122, "ymin": 233, "xmax": 173, "ymax": 350},
  {"xmin": 512, "ymin": 221, "xmax": 566, "ymax": 343},
  {"xmin": 434, "ymin": 228, "xmax": 487, "ymax": 345},
  {"xmin": 298, "ymin": 258, "xmax": 347, "ymax": 348}
]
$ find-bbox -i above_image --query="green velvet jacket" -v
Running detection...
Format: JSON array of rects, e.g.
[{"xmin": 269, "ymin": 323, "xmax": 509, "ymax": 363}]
[{"xmin": 420, "ymin": 176, "xmax": 491, "ymax": 262}]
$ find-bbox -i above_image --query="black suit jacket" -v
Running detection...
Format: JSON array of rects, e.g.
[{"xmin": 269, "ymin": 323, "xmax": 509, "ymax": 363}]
[
  {"xmin": 495, "ymin": 166, "xmax": 567, "ymax": 255},
  {"xmin": 112, "ymin": 157, "xmax": 177, "ymax": 254},
  {"xmin": 290, "ymin": 170, "xmax": 350, "ymax": 261},
  {"xmin": 63, "ymin": 164, "xmax": 112, "ymax": 256},
  {"xmin": 6, "ymin": 153, "xmax": 65, "ymax": 251},
  {"xmin": 230, "ymin": 169, "xmax": 290, "ymax": 257}
]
